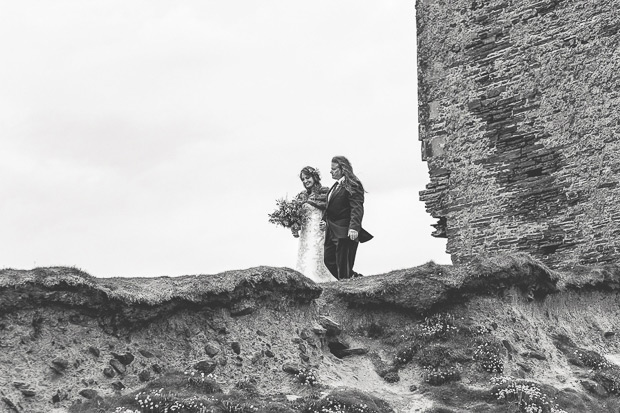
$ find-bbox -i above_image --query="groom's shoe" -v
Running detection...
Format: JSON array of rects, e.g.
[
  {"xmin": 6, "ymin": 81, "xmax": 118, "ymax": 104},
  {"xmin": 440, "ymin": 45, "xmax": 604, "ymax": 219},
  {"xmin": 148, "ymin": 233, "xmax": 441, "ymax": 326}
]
[{"xmin": 352, "ymin": 272, "xmax": 363, "ymax": 278}]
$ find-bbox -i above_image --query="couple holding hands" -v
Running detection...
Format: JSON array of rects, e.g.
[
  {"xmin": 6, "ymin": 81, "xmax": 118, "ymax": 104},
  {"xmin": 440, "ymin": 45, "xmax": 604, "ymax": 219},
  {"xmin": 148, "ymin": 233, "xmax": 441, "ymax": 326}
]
[{"xmin": 293, "ymin": 156, "xmax": 372, "ymax": 283}]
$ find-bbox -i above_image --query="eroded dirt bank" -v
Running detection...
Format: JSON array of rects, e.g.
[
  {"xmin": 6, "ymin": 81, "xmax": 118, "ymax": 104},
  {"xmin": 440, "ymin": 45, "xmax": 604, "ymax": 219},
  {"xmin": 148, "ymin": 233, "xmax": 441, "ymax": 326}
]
[{"xmin": 2, "ymin": 254, "xmax": 620, "ymax": 412}]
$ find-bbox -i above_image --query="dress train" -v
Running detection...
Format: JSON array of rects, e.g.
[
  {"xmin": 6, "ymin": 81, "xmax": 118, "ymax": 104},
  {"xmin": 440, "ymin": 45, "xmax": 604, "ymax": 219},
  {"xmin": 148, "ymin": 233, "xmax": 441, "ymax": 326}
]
[{"xmin": 295, "ymin": 203, "xmax": 337, "ymax": 283}]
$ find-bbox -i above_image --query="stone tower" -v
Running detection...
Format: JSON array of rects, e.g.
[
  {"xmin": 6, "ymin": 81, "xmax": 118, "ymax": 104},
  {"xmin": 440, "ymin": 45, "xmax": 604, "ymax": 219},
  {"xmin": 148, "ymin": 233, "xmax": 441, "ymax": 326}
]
[{"xmin": 417, "ymin": 0, "xmax": 620, "ymax": 267}]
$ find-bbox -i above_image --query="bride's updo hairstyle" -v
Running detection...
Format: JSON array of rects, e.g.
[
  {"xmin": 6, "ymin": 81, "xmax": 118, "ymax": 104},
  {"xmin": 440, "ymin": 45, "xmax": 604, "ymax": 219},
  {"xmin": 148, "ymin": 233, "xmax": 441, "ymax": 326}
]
[{"xmin": 300, "ymin": 166, "xmax": 322, "ymax": 192}]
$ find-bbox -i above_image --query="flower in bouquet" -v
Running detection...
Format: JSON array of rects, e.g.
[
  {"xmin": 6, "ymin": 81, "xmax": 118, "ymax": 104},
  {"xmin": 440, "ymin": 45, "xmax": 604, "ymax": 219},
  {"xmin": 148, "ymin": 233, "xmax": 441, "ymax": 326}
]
[{"xmin": 268, "ymin": 195, "xmax": 307, "ymax": 230}]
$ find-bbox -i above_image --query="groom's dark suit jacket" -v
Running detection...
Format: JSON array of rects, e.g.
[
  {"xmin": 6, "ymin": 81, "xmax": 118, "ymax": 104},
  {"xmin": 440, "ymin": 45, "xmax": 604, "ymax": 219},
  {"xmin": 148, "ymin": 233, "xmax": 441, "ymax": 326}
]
[{"xmin": 324, "ymin": 180, "xmax": 372, "ymax": 243}]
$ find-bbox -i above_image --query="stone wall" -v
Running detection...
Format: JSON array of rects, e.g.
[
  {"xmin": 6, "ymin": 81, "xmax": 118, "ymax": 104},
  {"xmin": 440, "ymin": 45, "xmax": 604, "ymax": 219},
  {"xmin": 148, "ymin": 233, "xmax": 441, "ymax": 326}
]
[{"xmin": 417, "ymin": 0, "xmax": 620, "ymax": 267}]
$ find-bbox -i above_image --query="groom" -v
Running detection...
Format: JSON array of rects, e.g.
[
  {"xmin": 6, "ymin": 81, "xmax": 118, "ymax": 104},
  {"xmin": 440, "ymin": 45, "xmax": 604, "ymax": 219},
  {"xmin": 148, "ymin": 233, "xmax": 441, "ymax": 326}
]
[{"xmin": 320, "ymin": 156, "xmax": 372, "ymax": 280}]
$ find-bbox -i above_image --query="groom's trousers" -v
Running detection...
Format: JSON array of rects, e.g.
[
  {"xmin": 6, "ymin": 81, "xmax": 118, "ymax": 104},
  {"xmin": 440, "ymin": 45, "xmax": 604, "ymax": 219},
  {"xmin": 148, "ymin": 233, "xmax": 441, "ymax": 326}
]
[{"xmin": 324, "ymin": 236, "xmax": 358, "ymax": 280}]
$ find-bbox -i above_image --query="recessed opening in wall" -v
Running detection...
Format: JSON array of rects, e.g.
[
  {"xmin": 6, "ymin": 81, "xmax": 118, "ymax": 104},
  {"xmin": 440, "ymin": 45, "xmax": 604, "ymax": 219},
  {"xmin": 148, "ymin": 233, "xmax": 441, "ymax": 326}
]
[
  {"xmin": 539, "ymin": 243, "xmax": 560, "ymax": 255},
  {"xmin": 432, "ymin": 216, "xmax": 447, "ymax": 238},
  {"xmin": 526, "ymin": 168, "xmax": 543, "ymax": 178}
]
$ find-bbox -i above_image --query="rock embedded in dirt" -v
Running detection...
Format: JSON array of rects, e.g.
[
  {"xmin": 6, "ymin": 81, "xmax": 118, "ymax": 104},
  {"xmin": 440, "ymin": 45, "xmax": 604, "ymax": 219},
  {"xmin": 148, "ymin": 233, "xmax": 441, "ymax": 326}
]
[
  {"xmin": 522, "ymin": 351, "xmax": 547, "ymax": 361},
  {"xmin": 1, "ymin": 397, "xmax": 18, "ymax": 412},
  {"xmin": 111, "ymin": 381, "xmax": 126, "ymax": 391},
  {"xmin": 205, "ymin": 342, "xmax": 220, "ymax": 357},
  {"xmin": 517, "ymin": 362, "xmax": 533, "ymax": 372},
  {"xmin": 208, "ymin": 319, "xmax": 229, "ymax": 335},
  {"xmin": 88, "ymin": 346, "xmax": 100, "ymax": 357},
  {"xmin": 151, "ymin": 363, "xmax": 162, "ymax": 374},
  {"xmin": 52, "ymin": 357, "xmax": 69, "ymax": 370},
  {"xmin": 103, "ymin": 366, "xmax": 116, "ymax": 377},
  {"xmin": 111, "ymin": 352, "xmax": 135, "ymax": 365},
  {"xmin": 250, "ymin": 351, "xmax": 263, "ymax": 364},
  {"xmin": 20, "ymin": 389, "xmax": 36, "ymax": 397},
  {"xmin": 265, "ymin": 349, "xmax": 275, "ymax": 357},
  {"xmin": 282, "ymin": 363, "xmax": 301, "ymax": 374},
  {"xmin": 138, "ymin": 369, "xmax": 151, "ymax": 382},
  {"xmin": 604, "ymin": 331, "xmax": 615, "ymax": 339},
  {"xmin": 54, "ymin": 389, "xmax": 68, "ymax": 403},
  {"xmin": 319, "ymin": 316, "xmax": 342, "ymax": 335},
  {"xmin": 502, "ymin": 339, "xmax": 515, "ymax": 353},
  {"xmin": 194, "ymin": 360, "xmax": 218, "ymax": 375},
  {"xmin": 109, "ymin": 359, "xmax": 126, "ymax": 374},
  {"xmin": 79, "ymin": 389, "xmax": 98, "ymax": 399},
  {"xmin": 138, "ymin": 349, "xmax": 154, "ymax": 358},
  {"xmin": 306, "ymin": 336, "xmax": 320, "ymax": 349},
  {"xmin": 231, "ymin": 341, "xmax": 241, "ymax": 354},
  {"xmin": 82, "ymin": 378, "xmax": 96, "ymax": 386}
]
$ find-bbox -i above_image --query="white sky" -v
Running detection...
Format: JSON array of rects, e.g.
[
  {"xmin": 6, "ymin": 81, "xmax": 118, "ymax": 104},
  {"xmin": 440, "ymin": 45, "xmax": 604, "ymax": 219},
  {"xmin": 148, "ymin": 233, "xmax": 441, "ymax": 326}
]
[{"xmin": 0, "ymin": 1, "xmax": 450, "ymax": 277}]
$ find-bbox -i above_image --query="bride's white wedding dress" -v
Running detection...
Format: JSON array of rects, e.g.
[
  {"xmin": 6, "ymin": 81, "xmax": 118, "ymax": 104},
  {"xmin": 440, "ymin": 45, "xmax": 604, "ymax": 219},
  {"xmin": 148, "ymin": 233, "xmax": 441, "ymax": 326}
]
[{"xmin": 295, "ymin": 203, "xmax": 337, "ymax": 283}]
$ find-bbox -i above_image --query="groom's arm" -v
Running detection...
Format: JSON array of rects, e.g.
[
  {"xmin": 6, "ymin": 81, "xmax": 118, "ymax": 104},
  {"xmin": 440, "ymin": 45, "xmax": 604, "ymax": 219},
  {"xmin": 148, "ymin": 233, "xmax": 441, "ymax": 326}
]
[{"xmin": 348, "ymin": 185, "xmax": 365, "ymax": 233}]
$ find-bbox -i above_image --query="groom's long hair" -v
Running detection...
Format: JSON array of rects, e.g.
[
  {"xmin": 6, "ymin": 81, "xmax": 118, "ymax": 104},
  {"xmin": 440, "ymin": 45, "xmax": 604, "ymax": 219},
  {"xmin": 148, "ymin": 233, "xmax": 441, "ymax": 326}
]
[{"xmin": 332, "ymin": 156, "xmax": 366, "ymax": 194}]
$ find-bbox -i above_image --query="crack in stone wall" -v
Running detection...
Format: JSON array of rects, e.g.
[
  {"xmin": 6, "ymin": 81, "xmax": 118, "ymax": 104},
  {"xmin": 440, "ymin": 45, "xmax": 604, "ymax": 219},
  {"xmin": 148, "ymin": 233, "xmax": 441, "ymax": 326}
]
[{"xmin": 417, "ymin": 0, "xmax": 620, "ymax": 267}]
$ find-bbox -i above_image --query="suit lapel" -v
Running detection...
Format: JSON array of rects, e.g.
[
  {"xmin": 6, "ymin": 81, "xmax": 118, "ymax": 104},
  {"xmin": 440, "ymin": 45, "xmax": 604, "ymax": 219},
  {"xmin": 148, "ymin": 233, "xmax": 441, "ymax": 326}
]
[{"xmin": 327, "ymin": 182, "xmax": 339, "ymax": 206}]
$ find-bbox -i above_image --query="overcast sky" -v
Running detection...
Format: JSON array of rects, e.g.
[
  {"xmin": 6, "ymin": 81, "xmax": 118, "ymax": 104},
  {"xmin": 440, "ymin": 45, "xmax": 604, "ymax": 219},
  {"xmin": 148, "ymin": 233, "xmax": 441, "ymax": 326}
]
[{"xmin": 0, "ymin": 1, "xmax": 450, "ymax": 278}]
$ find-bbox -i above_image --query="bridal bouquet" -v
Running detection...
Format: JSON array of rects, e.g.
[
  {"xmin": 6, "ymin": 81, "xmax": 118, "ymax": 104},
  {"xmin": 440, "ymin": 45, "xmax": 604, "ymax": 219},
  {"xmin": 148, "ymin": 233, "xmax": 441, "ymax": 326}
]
[{"xmin": 268, "ymin": 195, "xmax": 307, "ymax": 231}]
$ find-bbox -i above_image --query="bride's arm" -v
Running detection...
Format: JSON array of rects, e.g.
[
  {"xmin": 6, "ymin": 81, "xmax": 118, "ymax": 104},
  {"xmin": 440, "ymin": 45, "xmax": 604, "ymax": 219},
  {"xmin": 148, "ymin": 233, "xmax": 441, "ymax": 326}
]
[{"xmin": 294, "ymin": 191, "xmax": 308, "ymax": 203}]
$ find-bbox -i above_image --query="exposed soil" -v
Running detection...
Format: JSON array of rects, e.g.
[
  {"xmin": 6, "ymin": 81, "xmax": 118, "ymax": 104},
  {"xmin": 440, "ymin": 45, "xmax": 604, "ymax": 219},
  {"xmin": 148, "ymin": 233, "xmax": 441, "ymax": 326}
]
[{"xmin": 2, "ymin": 255, "xmax": 620, "ymax": 412}]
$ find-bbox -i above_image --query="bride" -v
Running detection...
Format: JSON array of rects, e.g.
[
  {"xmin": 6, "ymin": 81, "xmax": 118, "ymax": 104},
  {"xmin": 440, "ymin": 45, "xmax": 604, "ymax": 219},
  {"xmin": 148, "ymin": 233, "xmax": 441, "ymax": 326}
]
[{"xmin": 292, "ymin": 166, "xmax": 337, "ymax": 283}]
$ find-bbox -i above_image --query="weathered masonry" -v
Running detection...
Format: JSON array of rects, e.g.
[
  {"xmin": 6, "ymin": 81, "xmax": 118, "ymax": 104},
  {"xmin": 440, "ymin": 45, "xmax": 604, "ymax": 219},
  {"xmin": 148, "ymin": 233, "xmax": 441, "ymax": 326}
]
[{"xmin": 417, "ymin": 0, "xmax": 620, "ymax": 267}]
